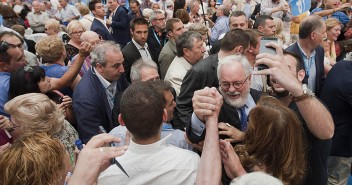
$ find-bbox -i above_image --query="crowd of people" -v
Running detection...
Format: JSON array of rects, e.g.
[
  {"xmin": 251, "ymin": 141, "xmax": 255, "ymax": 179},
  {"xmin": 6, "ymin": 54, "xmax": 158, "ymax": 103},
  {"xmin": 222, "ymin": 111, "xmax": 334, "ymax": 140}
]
[{"xmin": 0, "ymin": 0, "xmax": 351, "ymax": 184}]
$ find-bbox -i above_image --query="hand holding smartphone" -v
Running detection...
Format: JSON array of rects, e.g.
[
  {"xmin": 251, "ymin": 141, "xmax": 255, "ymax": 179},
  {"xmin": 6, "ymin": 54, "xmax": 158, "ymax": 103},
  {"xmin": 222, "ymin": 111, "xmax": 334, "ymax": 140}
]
[{"xmin": 258, "ymin": 37, "xmax": 278, "ymax": 70}]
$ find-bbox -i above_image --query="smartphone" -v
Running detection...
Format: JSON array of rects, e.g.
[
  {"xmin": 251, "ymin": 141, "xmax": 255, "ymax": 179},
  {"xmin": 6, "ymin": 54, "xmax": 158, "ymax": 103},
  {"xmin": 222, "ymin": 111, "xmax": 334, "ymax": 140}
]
[{"xmin": 258, "ymin": 37, "xmax": 278, "ymax": 70}]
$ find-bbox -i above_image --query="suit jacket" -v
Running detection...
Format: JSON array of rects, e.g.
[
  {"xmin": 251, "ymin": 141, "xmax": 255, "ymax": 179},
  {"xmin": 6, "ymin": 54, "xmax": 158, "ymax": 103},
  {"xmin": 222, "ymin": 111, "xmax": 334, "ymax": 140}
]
[
  {"xmin": 173, "ymin": 54, "xmax": 219, "ymax": 130},
  {"xmin": 320, "ymin": 61, "xmax": 352, "ymax": 157},
  {"xmin": 159, "ymin": 40, "xmax": 177, "ymax": 79},
  {"xmin": 285, "ymin": 43, "xmax": 325, "ymax": 97},
  {"xmin": 73, "ymin": 68, "xmax": 129, "ymax": 143},
  {"xmin": 90, "ymin": 18, "xmax": 114, "ymax": 41},
  {"xmin": 107, "ymin": 6, "xmax": 131, "ymax": 48},
  {"xmin": 122, "ymin": 41, "xmax": 142, "ymax": 82},
  {"xmin": 147, "ymin": 26, "xmax": 168, "ymax": 63},
  {"xmin": 186, "ymin": 89, "xmax": 262, "ymax": 144}
]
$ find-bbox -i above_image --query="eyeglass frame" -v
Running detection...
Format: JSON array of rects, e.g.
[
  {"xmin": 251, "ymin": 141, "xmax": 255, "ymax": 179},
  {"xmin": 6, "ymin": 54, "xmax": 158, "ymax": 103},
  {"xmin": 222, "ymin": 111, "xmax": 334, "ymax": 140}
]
[{"xmin": 220, "ymin": 76, "xmax": 250, "ymax": 90}]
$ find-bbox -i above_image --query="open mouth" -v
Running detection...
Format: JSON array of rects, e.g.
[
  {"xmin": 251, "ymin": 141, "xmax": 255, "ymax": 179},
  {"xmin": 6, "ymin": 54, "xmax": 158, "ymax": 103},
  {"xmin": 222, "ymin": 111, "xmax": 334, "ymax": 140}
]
[{"xmin": 228, "ymin": 93, "xmax": 240, "ymax": 99}]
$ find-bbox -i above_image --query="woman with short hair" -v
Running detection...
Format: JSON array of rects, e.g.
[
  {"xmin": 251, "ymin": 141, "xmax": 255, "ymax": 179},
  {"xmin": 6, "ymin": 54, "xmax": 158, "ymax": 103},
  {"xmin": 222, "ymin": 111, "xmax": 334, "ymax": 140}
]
[{"xmin": 4, "ymin": 93, "xmax": 78, "ymax": 168}]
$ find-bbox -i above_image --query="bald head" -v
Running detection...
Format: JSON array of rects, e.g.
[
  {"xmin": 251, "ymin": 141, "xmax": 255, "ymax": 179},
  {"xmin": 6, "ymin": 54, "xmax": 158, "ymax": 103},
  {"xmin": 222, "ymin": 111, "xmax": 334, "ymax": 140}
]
[
  {"xmin": 32, "ymin": 1, "xmax": 41, "ymax": 13},
  {"xmin": 80, "ymin": 31, "xmax": 101, "ymax": 46}
]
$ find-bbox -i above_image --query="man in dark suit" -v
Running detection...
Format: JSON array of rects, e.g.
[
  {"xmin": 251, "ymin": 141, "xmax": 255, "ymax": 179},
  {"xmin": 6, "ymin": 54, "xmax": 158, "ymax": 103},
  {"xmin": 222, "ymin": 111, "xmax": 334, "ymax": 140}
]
[
  {"xmin": 89, "ymin": 0, "xmax": 114, "ymax": 41},
  {"xmin": 73, "ymin": 41, "xmax": 129, "ymax": 144},
  {"xmin": 173, "ymin": 29, "xmax": 250, "ymax": 130},
  {"xmin": 122, "ymin": 18, "xmax": 157, "ymax": 82},
  {"xmin": 320, "ymin": 60, "xmax": 352, "ymax": 185},
  {"xmin": 189, "ymin": 55, "xmax": 261, "ymax": 185},
  {"xmin": 106, "ymin": 0, "xmax": 131, "ymax": 48},
  {"xmin": 286, "ymin": 15, "xmax": 325, "ymax": 97},
  {"xmin": 147, "ymin": 10, "xmax": 168, "ymax": 63}
]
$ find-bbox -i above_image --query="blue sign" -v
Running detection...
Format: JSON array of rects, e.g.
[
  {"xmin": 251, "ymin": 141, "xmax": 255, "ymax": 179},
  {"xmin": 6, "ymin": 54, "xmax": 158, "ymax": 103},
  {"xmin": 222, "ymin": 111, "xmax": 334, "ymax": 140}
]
[{"xmin": 289, "ymin": 0, "xmax": 311, "ymax": 16}]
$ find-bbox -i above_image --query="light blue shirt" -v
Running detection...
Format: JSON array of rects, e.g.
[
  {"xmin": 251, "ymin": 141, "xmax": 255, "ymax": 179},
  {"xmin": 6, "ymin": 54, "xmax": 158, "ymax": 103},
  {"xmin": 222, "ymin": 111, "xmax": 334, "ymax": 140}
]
[
  {"xmin": 297, "ymin": 42, "xmax": 317, "ymax": 93},
  {"xmin": 0, "ymin": 72, "xmax": 10, "ymax": 117},
  {"xmin": 210, "ymin": 16, "xmax": 229, "ymax": 44},
  {"xmin": 191, "ymin": 93, "xmax": 256, "ymax": 136},
  {"xmin": 311, "ymin": 7, "xmax": 350, "ymax": 25}
]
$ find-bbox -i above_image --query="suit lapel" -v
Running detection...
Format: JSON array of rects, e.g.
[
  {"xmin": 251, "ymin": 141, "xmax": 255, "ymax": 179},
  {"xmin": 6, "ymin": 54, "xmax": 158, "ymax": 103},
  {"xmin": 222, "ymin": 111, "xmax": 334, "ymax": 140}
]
[{"xmin": 90, "ymin": 68, "xmax": 113, "ymax": 127}]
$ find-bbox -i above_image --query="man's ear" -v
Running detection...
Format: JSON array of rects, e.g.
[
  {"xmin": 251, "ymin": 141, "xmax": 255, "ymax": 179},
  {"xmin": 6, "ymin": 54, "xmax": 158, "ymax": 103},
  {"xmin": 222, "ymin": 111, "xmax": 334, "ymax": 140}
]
[
  {"xmin": 118, "ymin": 114, "xmax": 125, "ymax": 126},
  {"xmin": 130, "ymin": 29, "xmax": 133, "ymax": 36},
  {"xmin": 233, "ymin": 45, "xmax": 243, "ymax": 54},
  {"xmin": 297, "ymin": 69, "xmax": 305, "ymax": 82},
  {"xmin": 168, "ymin": 31, "xmax": 173, "ymax": 38},
  {"xmin": 0, "ymin": 62, "xmax": 9, "ymax": 71},
  {"xmin": 162, "ymin": 109, "xmax": 168, "ymax": 122},
  {"xmin": 257, "ymin": 25, "xmax": 263, "ymax": 33},
  {"xmin": 183, "ymin": 48, "xmax": 190, "ymax": 57}
]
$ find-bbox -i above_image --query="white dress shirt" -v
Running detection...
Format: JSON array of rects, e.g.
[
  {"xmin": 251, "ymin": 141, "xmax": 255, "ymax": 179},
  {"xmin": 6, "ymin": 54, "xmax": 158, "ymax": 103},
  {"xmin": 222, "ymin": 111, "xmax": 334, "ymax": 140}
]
[{"xmin": 98, "ymin": 135, "xmax": 200, "ymax": 185}]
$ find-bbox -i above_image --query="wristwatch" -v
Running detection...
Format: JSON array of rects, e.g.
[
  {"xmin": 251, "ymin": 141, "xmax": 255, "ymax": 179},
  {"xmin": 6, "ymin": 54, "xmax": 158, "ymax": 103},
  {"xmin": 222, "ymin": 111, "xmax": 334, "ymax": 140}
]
[{"xmin": 289, "ymin": 84, "xmax": 315, "ymax": 102}]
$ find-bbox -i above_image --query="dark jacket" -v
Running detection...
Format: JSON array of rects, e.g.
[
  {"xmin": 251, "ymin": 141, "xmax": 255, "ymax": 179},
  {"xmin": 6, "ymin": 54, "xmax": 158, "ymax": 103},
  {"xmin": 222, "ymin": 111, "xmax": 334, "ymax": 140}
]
[{"xmin": 107, "ymin": 6, "xmax": 131, "ymax": 48}]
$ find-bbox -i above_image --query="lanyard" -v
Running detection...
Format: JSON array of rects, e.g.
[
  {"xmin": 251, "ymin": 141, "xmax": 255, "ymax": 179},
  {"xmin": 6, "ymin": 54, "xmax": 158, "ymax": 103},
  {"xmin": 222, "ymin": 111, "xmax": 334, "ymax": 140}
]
[
  {"xmin": 153, "ymin": 29, "xmax": 166, "ymax": 46},
  {"xmin": 305, "ymin": 57, "xmax": 314, "ymax": 77},
  {"xmin": 298, "ymin": 49, "xmax": 314, "ymax": 77}
]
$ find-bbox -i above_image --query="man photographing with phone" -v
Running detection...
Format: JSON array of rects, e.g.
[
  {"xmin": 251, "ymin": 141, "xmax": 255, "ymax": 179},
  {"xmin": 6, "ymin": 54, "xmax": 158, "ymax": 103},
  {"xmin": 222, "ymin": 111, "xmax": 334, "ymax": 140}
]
[{"xmin": 255, "ymin": 41, "xmax": 334, "ymax": 185}]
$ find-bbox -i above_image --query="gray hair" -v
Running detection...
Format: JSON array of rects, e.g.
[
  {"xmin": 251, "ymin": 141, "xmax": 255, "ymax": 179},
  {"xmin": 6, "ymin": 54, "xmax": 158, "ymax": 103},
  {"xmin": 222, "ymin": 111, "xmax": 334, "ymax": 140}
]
[
  {"xmin": 150, "ymin": 10, "xmax": 164, "ymax": 21},
  {"xmin": 217, "ymin": 55, "xmax": 252, "ymax": 82},
  {"xmin": 231, "ymin": 172, "xmax": 283, "ymax": 185},
  {"xmin": 130, "ymin": 59, "xmax": 158, "ymax": 82},
  {"xmin": 80, "ymin": 31, "xmax": 99, "ymax": 42},
  {"xmin": 90, "ymin": 41, "xmax": 121, "ymax": 67},
  {"xmin": 176, "ymin": 31, "xmax": 203, "ymax": 57}
]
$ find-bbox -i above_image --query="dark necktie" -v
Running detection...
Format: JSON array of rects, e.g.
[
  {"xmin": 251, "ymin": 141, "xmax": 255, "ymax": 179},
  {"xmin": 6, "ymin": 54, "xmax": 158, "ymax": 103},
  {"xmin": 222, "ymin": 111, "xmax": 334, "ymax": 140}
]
[{"xmin": 239, "ymin": 106, "xmax": 248, "ymax": 131}]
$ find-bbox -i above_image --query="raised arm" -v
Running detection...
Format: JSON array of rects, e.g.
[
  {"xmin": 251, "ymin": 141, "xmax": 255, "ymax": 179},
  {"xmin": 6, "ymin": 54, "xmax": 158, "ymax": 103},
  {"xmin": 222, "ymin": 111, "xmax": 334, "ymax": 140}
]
[
  {"xmin": 196, "ymin": 87, "xmax": 223, "ymax": 185},
  {"xmin": 254, "ymin": 42, "xmax": 334, "ymax": 140},
  {"xmin": 50, "ymin": 42, "xmax": 91, "ymax": 90}
]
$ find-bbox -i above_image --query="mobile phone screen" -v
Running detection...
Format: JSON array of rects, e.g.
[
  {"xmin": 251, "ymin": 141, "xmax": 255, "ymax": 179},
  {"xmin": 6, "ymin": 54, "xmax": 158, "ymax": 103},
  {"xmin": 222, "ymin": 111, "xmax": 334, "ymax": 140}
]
[{"xmin": 259, "ymin": 37, "xmax": 278, "ymax": 55}]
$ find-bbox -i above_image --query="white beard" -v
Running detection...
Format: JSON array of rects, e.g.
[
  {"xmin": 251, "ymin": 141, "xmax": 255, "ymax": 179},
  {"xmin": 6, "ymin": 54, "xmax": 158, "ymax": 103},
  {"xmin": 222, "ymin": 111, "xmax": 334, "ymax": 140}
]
[{"xmin": 219, "ymin": 87, "xmax": 250, "ymax": 108}]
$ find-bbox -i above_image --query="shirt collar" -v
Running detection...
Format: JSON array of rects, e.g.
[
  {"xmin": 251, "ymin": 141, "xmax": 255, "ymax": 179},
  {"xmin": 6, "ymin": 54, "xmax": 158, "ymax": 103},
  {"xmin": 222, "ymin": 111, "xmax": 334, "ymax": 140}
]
[
  {"xmin": 93, "ymin": 67, "xmax": 113, "ymax": 89},
  {"xmin": 297, "ymin": 42, "xmax": 316, "ymax": 58},
  {"xmin": 128, "ymin": 134, "xmax": 172, "ymax": 154},
  {"xmin": 132, "ymin": 38, "xmax": 148, "ymax": 50}
]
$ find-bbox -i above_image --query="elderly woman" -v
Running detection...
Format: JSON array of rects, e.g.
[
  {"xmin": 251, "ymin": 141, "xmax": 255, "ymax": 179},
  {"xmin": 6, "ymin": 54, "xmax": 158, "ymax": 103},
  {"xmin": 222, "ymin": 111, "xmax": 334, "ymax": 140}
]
[
  {"xmin": 4, "ymin": 93, "xmax": 78, "ymax": 168},
  {"xmin": 324, "ymin": 18, "xmax": 342, "ymax": 66},
  {"xmin": 0, "ymin": 133, "xmax": 70, "ymax": 185},
  {"xmin": 66, "ymin": 20, "xmax": 86, "ymax": 61},
  {"xmin": 220, "ymin": 96, "xmax": 306, "ymax": 185},
  {"xmin": 44, "ymin": 18, "xmax": 70, "ymax": 45},
  {"xmin": 36, "ymin": 36, "xmax": 81, "ymax": 96},
  {"xmin": 45, "ymin": 18, "xmax": 61, "ymax": 36}
]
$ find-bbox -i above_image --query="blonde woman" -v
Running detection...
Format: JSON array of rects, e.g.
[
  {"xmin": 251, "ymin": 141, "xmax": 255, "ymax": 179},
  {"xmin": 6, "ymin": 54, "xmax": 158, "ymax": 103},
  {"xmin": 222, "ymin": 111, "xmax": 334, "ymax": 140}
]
[
  {"xmin": 4, "ymin": 93, "xmax": 79, "ymax": 169},
  {"xmin": 323, "ymin": 18, "xmax": 342, "ymax": 74},
  {"xmin": 66, "ymin": 20, "xmax": 86, "ymax": 61}
]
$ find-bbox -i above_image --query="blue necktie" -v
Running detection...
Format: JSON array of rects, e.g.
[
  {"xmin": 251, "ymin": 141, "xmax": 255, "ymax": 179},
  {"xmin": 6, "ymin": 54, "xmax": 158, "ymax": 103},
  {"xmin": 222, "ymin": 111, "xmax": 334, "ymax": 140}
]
[{"xmin": 239, "ymin": 106, "xmax": 248, "ymax": 131}]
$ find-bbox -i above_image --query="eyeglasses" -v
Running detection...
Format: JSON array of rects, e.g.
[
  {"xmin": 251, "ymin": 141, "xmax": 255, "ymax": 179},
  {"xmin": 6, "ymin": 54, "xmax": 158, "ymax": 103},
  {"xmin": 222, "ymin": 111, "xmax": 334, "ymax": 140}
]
[
  {"xmin": 156, "ymin": 17, "xmax": 165, "ymax": 21},
  {"xmin": 70, "ymin": 31, "xmax": 84, "ymax": 35},
  {"xmin": 220, "ymin": 76, "xmax": 250, "ymax": 90},
  {"xmin": 24, "ymin": 66, "xmax": 34, "ymax": 81}
]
